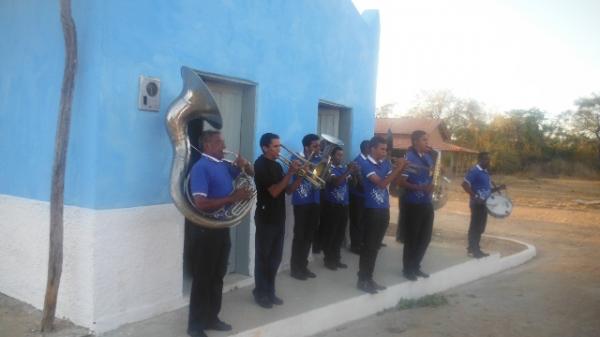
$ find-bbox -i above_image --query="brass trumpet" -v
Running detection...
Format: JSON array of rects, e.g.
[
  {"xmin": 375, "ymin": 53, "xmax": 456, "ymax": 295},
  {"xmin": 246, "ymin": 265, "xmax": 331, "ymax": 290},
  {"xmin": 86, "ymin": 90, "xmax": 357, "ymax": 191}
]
[{"xmin": 278, "ymin": 144, "xmax": 326, "ymax": 189}]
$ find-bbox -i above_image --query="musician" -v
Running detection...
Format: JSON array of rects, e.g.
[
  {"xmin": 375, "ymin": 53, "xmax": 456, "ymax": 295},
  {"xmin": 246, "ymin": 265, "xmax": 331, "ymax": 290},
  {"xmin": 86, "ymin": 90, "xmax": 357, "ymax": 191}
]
[
  {"xmin": 461, "ymin": 152, "xmax": 506, "ymax": 258},
  {"xmin": 252, "ymin": 133, "xmax": 299, "ymax": 308},
  {"xmin": 398, "ymin": 130, "xmax": 434, "ymax": 281},
  {"xmin": 348, "ymin": 140, "xmax": 370, "ymax": 254},
  {"xmin": 287, "ymin": 133, "xmax": 321, "ymax": 280},
  {"xmin": 322, "ymin": 146, "xmax": 358, "ymax": 270},
  {"xmin": 187, "ymin": 130, "xmax": 253, "ymax": 337},
  {"xmin": 357, "ymin": 136, "xmax": 406, "ymax": 294}
]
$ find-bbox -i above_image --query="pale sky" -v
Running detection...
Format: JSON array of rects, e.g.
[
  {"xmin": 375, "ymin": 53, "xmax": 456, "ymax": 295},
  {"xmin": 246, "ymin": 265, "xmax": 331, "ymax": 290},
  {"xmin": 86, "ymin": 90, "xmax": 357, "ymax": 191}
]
[{"xmin": 352, "ymin": 0, "xmax": 600, "ymax": 116}]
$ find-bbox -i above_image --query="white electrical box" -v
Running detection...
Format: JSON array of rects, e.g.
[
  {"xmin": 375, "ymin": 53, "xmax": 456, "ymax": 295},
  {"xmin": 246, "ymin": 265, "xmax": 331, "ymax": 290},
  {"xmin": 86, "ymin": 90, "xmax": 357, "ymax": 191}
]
[{"xmin": 138, "ymin": 75, "xmax": 161, "ymax": 111}]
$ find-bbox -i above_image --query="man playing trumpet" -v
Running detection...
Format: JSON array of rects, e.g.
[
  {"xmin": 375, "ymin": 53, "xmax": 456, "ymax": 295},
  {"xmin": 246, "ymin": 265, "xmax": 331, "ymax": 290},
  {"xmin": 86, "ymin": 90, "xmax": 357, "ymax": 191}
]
[
  {"xmin": 287, "ymin": 134, "xmax": 322, "ymax": 281},
  {"xmin": 357, "ymin": 136, "xmax": 407, "ymax": 294},
  {"xmin": 252, "ymin": 133, "xmax": 300, "ymax": 308}
]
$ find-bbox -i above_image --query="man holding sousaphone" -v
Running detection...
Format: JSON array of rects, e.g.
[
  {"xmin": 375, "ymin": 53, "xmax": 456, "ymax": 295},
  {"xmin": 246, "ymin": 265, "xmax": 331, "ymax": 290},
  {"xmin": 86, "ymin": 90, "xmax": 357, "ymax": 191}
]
[
  {"xmin": 462, "ymin": 152, "xmax": 507, "ymax": 258},
  {"xmin": 187, "ymin": 130, "xmax": 254, "ymax": 337}
]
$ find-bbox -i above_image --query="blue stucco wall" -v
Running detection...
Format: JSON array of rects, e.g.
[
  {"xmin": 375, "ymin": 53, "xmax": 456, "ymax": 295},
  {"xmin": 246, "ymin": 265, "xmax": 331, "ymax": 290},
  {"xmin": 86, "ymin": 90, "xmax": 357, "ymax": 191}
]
[{"xmin": 0, "ymin": 0, "xmax": 379, "ymax": 209}]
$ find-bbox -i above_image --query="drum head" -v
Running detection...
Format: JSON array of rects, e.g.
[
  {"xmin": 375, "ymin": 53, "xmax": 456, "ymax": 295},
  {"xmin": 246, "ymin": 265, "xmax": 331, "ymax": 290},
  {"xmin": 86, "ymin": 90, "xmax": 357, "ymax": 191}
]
[{"xmin": 486, "ymin": 193, "xmax": 513, "ymax": 218}]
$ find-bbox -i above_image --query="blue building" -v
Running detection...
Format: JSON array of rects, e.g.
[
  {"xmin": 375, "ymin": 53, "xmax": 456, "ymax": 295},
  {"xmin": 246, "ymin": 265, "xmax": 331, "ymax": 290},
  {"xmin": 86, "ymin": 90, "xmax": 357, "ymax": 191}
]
[{"xmin": 0, "ymin": 0, "xmax": 379, "ymax": 333}]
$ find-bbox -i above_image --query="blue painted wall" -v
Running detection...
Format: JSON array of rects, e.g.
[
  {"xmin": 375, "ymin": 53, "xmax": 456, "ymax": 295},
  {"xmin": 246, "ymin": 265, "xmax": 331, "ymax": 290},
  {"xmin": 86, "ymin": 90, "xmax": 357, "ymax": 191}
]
[{"xmin": 0, "ymin": 0, "xmax": 379, "ymax": 209}]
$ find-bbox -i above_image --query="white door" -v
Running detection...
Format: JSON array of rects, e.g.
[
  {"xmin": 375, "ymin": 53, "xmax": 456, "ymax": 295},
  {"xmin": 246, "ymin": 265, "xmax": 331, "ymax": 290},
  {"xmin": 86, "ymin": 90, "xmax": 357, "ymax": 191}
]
[
  {"xmin": 318, "ymin": 107, "xmax": 340, "ymax": 137},
  {"xmin": 206, "ymin": 81, "xmax": 244, "ymax": 273}
]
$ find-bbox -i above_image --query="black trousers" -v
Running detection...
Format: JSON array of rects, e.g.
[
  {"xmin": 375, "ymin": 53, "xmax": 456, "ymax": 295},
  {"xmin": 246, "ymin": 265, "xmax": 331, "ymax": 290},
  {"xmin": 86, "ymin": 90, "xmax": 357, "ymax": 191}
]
[
  {"xmin": 349, "ymin": 194, "xmax": 365, "ymax": 250},
  {"xmin": 358, "ymin": 208, "xmax": 389, "ymax": 281},
  {"xmin": 253, "ymin": 222, "xmax": 285, "ymax": 299},
  {"xmin": 314, "ymin": 195, "xmax": 327, "ymax": 252},
  {"xmin": 468, "ymin": 204, "xmax": 488, "ymax": 251},
  {"xmin": 396, "ymin": 197, "xmax": 406, "ymax": 243},
  {"xmin": 402, "ymin": 203, "xmax": 434, "ymax": 273},
  {"xmin": 187, "ymin": 221, "xmax": 230, "ymax": 332},
  {"xmin": 290, "ymin": 203, "xmax": 320, "ymax": 273},
  {"xmin": 321, "ymin": 202, "xmax": 349, "ymax": 264}
]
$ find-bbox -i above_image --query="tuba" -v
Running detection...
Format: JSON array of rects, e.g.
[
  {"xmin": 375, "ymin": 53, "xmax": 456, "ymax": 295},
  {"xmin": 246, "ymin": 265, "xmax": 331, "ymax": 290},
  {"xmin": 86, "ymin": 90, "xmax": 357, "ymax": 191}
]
[{"xmin": 166, "ymin": 66, "xmax": 255, "ymax": 228}]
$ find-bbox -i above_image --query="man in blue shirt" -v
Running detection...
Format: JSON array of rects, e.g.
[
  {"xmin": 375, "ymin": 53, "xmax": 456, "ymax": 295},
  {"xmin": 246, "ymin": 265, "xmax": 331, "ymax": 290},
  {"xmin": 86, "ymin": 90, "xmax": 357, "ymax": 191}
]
[
  {"xmin": 357, "ymin": 136, "xmax": 407, "ymax": 294},
  {"xmin": 187, "ymin": 130, "xmax": 253, "ymax": 337},
  {"xmin": 321, "ymin": 146, "xmax": 358, "ymax": 270},
  {"xmin": 287, "ymin": 134, "xmax": 322, "ymax": 280},
  {"xmin": 462, "ymin": 152, "xmax": 505, "ymax": 258},
  {"xmin": 399, "ymin": 130, "xmax": 435, "ymax": 282},
  {"xmin": 348, "ymin": 140, "xmax": 370, "ymax": 254}
]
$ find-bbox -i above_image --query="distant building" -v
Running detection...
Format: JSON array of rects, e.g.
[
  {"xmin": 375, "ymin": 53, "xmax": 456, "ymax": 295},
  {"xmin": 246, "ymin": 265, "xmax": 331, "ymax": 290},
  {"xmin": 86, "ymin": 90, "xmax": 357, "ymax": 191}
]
[{"xmin": 375, "ymin": 117, "xmax": 477, "ymax": 175}]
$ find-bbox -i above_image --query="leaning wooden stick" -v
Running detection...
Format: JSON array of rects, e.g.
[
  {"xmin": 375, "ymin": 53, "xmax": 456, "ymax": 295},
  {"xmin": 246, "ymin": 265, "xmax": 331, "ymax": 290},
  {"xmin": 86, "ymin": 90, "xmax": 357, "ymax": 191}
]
[{"xmin": 41, "ymin": 0, "xmax": 77, "ymax": 332}]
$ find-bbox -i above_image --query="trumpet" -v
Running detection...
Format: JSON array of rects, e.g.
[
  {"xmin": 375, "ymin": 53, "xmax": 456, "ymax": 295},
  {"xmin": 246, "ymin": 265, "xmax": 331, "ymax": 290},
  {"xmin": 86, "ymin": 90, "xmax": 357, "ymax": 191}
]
[{"xmin": 278, "ymin": 144, "xmax": 326, "ymax": 189}]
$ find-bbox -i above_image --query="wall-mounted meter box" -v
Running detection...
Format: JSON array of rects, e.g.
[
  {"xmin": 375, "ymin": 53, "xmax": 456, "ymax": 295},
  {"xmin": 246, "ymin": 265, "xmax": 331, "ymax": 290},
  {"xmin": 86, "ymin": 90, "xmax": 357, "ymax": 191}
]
[{"xmin": 138, "ymin": 75, "xmax": 161, "ymax": 111}]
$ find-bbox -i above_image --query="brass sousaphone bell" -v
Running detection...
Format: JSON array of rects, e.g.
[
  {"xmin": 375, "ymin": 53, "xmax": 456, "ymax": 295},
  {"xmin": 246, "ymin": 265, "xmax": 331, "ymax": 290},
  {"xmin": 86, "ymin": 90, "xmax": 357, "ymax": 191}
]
[{"xmin": 165, "ymin": 66, "xmax": 256, "ymax": 228}]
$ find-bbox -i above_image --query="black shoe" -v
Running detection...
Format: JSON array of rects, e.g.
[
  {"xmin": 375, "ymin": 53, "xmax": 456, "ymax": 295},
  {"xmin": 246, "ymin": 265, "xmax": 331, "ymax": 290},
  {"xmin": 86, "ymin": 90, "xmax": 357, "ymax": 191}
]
[
  {"xmin": 324, "ymin": 261, "xmax": 338, "ymax": 271},
  {"xmin": 207, "ymin": 319, "xmax": 232, "ymax": 331},
  {"xmin": 187, "ymin": 329, "xmax": 208, "ymax": 337},
  {"xmin": 290, "ymin": 270, "xmax": 308, "ymax": 280},
  {"xmin": 270, "ymin": 294, "xmax": 284, "ymax": 305},
  {"xmin": 380, "ymin": 242, "xmax": 387, "ymax": 247},
  {"xmin": 368, "ymin": 279, "xmax": 387, "ymax": 291},
  {"xmin": 403, "ymin": 270, "xmax": 418, "ymax": 281},
  {"xmin": 349, "ymin": 247, "xmax": 361, "ymax": 255},
  {"xmin": 357, "ymin": 280, "xmax": 378, "ymax": 294},
  {"xmin": 473, "ymin": 250, "xmax": 490, "ymax": 259},
  {"xmin": 336, "ymin": 261, "xmax": 348, "ymax": 269},
  {"xmin": 415, "ymin": 270, "xmax": 430, "ymax": 278},
  {"xmin": 304, "ymin": 269, "xmax": 317, "ymax": 278},
  {"xmin": 255, "ymin": 295, "xmax": 273, "ymax": 309}
]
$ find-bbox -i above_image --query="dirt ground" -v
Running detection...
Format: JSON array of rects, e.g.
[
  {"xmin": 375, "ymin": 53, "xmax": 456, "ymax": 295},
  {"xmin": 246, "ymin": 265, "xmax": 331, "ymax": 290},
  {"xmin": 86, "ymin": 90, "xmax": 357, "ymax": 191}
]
[{"xmin": 317, "ymin": 177, "xmax": 600, "ymax": 337}]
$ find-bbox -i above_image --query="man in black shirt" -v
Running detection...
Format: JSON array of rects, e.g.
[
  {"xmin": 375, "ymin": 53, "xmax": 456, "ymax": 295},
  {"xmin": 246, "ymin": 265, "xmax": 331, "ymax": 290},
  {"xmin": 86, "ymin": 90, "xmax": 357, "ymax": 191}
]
[{"xmin": 253, "ymin": 133, "xmax": 299, "ymax": 308}]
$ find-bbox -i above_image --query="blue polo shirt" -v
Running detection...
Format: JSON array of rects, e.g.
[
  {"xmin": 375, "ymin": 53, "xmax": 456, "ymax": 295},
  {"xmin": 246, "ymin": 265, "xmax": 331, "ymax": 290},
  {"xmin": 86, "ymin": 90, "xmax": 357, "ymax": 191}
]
[
  {"xmin": 291, "ymin": 153, "xmax": 321, "ymax": 205},
  {"xmin": 190, "ymin": 153, "xmax": 240, "ymax": 217},
  {"xmin": 362, "ymin": 156, "xmax": 392, "ymax": 209},
  {"xmin": 350, "ymin": 154, "xmax": 368, "ymax": 198},
  {"xmin": 402, "ymin": 150, "xmax": 434, "ymax": 205},
  {"xmin": 325, "ymin": 165, "xmax": 350, "ymax": 205},
  {"xmin": 464, "ymin": 164, "xmax": 492, "ymax": 205}
]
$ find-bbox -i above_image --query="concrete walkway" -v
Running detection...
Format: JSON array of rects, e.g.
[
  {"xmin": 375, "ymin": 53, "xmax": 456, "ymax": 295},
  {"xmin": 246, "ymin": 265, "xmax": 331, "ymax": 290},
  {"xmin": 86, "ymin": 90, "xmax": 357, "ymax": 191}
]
[{"xmin": 102, "ymin": 235, "xmax": 535, "ymax": 337}]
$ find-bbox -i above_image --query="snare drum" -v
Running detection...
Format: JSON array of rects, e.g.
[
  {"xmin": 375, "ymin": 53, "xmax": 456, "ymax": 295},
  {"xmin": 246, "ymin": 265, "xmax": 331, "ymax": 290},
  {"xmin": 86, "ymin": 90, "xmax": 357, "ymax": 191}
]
[{"xmin": 485, "ymin": 192, "xmax": 513, "ymax": 218}]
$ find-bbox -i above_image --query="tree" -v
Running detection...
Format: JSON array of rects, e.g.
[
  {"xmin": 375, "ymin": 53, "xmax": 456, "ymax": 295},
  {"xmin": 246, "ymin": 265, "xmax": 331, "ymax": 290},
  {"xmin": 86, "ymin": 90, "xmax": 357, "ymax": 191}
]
[
  {"xmin": 407, "ymin": 90, "xmax": 487, "ymax": 147},
  {"xmin": 572, "ymin": 93, "xmax": 600, "ymax": 163},
  {"xmin": 376, "ymin": 103, "xmax": 397, "ymax": 118}
]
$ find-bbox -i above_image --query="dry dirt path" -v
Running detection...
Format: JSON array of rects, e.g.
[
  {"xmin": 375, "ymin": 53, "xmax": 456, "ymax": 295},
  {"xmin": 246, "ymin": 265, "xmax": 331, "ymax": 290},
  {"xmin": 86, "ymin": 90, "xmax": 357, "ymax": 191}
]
[{"xmin": 316, "ymin": 179, "xmax": 600, "ymax": 337}]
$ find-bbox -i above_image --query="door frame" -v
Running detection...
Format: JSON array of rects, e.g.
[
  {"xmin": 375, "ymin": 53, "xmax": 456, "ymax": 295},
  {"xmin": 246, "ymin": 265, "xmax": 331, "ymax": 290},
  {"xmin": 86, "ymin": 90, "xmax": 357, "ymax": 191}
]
[
  {"xmin": 318, "ymin": 99, "xmax": 352, "ymax": 161},
  {"xmin": 195, "ymin": 69, "xmax": 257, "ymax": 276}
]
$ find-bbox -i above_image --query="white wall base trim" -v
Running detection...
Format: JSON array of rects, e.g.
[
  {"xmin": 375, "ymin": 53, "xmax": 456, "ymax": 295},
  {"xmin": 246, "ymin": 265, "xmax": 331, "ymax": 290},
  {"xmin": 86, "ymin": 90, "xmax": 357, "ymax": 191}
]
[{"xmin": 0, "ymin": 194, "xmax": 189, "ymax": 334}]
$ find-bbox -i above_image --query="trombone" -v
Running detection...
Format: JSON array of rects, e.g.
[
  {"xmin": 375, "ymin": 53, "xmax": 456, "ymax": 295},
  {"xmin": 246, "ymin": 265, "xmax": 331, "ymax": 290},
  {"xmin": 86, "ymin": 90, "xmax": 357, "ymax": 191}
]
[{"xmin": 278, "ymin": 144, "xmax": 326, "ymax": 189}]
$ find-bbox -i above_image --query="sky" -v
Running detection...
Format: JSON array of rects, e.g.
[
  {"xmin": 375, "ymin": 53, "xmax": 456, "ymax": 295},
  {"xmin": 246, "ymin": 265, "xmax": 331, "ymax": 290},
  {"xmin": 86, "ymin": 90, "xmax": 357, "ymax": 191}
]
[{"xmin": 351, "ymin": 0, "xmax": 600, "ymax": 116}]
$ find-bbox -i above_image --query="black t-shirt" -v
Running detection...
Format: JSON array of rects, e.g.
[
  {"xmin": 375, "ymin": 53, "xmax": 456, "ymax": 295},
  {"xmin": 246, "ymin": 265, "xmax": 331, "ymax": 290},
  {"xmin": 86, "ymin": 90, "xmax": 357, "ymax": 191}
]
[{"xmin": 254, "ymin": 155, "xmax": 286, "ymax": 225}]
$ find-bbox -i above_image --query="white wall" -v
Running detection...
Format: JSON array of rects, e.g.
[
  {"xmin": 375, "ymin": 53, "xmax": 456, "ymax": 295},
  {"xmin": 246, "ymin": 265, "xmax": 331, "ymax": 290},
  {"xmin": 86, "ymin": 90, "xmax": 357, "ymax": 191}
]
[
  {"xmin": 0, "ymin": 194, "xmax": 95, "ymax": 327},
  {"xmin": 0, "ymin": 194, "xmax": 188, "ymax": 333}
]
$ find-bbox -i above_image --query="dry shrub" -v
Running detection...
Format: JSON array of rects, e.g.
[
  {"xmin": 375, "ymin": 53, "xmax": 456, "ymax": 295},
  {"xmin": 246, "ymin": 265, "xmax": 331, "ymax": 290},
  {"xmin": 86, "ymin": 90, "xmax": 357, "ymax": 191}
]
[{"xmin": 523, "ymin": 159, "xmax": 599, "ymax": 179}]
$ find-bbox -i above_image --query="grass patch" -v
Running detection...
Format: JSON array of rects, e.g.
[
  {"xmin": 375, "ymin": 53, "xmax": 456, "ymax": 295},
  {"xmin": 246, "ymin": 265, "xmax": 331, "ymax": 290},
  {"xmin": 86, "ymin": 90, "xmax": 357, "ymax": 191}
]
[{"xmin": 396, "ymin": 294, "xmax": 449, "ymax": 311}]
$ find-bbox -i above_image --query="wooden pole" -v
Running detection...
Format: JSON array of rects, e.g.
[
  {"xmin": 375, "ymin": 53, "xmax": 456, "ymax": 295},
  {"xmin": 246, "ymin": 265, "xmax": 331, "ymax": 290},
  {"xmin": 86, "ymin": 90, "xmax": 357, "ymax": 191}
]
[{"xmin": 41, "ymin": 0, "xmax": 77, "ymax": 332}]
